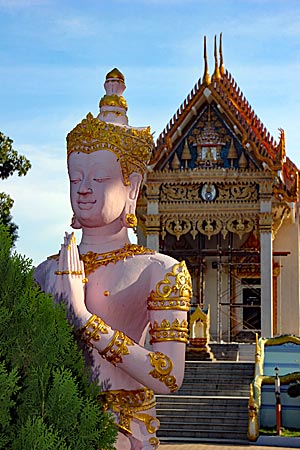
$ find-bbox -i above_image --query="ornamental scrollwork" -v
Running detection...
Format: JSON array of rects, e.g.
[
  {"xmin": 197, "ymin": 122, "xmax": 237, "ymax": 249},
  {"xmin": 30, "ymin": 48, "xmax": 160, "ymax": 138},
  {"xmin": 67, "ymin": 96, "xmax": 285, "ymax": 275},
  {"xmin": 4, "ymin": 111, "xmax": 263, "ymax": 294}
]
[
  {"xmin": 164, "ymin": 218, "xmax": 191, "ymax": 240},
  {"xmin": 227, "ymin": 218, "xmax": 254, "ymax": 239},
  {"xmin": 160, "ymin": 182, "xmax": 258, "ymax": 203},
  {"xmin": 161, "ymin": 215, "xmax": 256, "ymax": 241},
  {"xmin": 197, "ymin": 218, "xmax": 222, "ymax": 240},
  {"xmin": 218, "ymin": 183, "xmax": 258, "ymax": 202}
]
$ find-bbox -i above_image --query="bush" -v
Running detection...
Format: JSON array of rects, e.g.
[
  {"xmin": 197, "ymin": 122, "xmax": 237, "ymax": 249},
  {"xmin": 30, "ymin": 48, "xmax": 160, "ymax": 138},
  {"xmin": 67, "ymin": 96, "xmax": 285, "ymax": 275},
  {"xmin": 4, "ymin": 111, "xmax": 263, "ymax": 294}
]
[{"xmin": 0, "ymin": 226, "xmax": 117, "ymax": 449}]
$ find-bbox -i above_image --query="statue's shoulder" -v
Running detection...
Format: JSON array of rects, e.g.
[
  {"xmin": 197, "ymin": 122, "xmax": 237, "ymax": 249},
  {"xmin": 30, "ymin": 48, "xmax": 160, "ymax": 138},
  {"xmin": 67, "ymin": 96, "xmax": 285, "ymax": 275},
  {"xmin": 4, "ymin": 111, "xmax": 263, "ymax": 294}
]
[
  {"xmin": 141, "ymin": 250, "xmax": 190, "ymax": 286},
  {"xmin": 34, "ymin": 253, "xmax": 59, "ymax": 293}
]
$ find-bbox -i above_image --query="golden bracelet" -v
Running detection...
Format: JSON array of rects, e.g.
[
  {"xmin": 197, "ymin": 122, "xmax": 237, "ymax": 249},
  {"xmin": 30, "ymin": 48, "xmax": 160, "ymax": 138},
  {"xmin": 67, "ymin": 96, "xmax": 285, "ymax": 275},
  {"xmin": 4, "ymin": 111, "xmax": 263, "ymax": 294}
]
[
  {"xmin": 78, "ymin": 314, "xmax": 109, "ymax": 346},
  {"xmin": 149, "ymin": 318, "xmax": 188, "ymax": 344},
  {"xmin": 149, "ymin": 351, "xmax": 178, "ymax": 393},
  {"xmin": 100, "ymin": 329, "xmax": 134, "ymax": 366}
]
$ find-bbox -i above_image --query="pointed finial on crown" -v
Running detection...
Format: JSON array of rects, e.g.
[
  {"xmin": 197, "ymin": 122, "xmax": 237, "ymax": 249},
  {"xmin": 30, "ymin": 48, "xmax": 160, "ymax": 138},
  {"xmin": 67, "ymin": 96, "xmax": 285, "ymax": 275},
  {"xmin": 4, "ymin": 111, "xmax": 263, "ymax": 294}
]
[
  {"xmin": 98, "ymin": 68, "xmax": 128, "ymax": 125},
  {"xmin": 203, "ymin": 36, "xmax": 211, "ymax": 86},
  {"xmin": 219, "ymin": 33, "xmax": 225, "ymax": 76},
  {"xmin": 212, "ymin": 35, "xmax": 221, "ymax": 81}
]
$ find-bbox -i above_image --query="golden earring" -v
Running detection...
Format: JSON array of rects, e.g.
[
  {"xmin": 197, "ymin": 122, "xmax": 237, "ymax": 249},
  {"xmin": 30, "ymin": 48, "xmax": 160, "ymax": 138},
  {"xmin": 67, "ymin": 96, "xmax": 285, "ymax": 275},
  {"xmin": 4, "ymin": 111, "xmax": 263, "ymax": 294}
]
[{"xmin": 125, "ymin": 213, "xmax": 137, "ymax": 228}]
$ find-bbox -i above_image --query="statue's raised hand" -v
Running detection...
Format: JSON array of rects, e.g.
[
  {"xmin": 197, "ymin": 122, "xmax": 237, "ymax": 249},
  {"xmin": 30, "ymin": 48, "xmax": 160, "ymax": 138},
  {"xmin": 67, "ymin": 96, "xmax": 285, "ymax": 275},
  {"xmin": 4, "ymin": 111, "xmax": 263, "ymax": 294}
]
[{"xmin": 54, "ymin": 232, "xmax": 91, "ymax": 328}]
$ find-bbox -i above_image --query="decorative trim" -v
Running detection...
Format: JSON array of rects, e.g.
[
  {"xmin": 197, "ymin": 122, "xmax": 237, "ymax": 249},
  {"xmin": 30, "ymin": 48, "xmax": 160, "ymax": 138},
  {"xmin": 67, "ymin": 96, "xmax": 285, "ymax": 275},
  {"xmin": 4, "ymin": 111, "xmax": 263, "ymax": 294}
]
[
  {"xmin": 149, "ymin": 351, "xmax": 178, "ymax": 392},
  {"xmin": 161, "ymin": 214, "xmax": 256, "ymax": 241},
  {"xmin": 160, "ymin": 181, "xmax": 258, "ymax": 204},
  {"xmin": 78, "ymin": 314, "xmax": 109, "ymax": 346},
  {"xmin": 149, "ymin": 437, "xmax": 160, "ymax": 449},
  {"xmin": 80, "ymin": 243, "xmax": 155, "ymax": 276},
  {"xmin": 100, "ymin": 330, "xmax": 134, "ymax": 366},
  {"xmin": 147, "ymin": 261, "xmax": 192, "ymax": 311},
  {"xmin": 149, "ymin": 318, "xmax": 189, "ymax": 343},
  {"xmin": 98, "ymin": 388, "xmax": 159, "ymax": 436},
  {"xmin": 67, "ymin": 112, "xmax": 154, "ymax": 184}
]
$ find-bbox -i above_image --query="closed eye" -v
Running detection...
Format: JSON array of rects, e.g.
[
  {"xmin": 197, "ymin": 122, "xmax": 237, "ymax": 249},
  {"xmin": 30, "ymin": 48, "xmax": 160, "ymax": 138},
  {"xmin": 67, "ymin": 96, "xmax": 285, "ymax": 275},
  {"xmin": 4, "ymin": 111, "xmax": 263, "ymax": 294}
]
[
  {"xmin": 70, "ymin": 179, "xmax": 81, "ymax": 184},
  {"xmin": 93, "ymin": 177, "xmax": 111, "ymax": 183}
]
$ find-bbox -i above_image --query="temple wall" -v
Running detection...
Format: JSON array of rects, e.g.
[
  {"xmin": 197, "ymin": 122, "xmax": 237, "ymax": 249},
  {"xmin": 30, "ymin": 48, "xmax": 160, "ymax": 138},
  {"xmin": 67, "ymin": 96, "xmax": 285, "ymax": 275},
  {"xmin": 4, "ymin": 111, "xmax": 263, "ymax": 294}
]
[{"xmin": 273, "ymin": 217, "xmax": 300, "ymax": 335}]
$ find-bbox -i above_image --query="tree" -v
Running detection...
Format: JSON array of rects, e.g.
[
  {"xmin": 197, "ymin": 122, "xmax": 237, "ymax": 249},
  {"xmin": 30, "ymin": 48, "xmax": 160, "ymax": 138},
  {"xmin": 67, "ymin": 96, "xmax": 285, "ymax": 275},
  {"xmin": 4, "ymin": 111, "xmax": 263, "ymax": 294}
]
[
  {"xmin": 0, "ymin": 132, "xmax": 31, "ymax": 244},
  {"xmin": 0, "ymin": 226, "xmax": 117, "ymax": 449}
]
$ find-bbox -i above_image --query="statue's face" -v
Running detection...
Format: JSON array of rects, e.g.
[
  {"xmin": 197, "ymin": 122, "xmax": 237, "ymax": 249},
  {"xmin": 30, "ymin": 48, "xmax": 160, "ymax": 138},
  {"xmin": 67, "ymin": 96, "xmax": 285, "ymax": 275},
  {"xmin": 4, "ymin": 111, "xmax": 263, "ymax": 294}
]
[{"xmin": 68, "ymin": 150, "xmax": 129, "ymax": 228}]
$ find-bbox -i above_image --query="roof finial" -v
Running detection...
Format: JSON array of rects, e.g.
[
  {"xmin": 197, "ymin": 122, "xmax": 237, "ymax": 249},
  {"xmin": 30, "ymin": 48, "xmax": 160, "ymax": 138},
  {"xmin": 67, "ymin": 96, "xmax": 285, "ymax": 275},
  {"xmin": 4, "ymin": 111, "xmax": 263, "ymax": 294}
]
[
  {"xmin": 212, "ymin": 34, "xmax": 221, "ymax": 81},
  {"xmin": 203, "ymin": 35, "xmax": 211, "ymax": 86},
  {"xmin": 219, "ymin": 32, "xmax": 225, "ymax": 76}
]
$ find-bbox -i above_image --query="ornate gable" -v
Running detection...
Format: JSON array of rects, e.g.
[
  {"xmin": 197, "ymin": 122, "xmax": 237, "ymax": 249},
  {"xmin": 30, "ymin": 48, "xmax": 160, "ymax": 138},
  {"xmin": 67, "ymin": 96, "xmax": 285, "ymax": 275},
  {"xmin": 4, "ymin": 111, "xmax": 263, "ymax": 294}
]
[{"xmin": 150, "ymin": 34, "xmax": 299, "ymax": 203}]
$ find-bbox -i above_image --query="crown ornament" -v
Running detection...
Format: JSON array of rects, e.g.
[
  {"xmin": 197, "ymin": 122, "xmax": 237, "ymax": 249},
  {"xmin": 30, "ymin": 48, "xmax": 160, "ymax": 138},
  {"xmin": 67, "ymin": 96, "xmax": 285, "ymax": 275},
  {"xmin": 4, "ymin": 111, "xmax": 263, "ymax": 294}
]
[{"xmin": 66, "ymin": 68, "xmax": 154, "ymax": 184}]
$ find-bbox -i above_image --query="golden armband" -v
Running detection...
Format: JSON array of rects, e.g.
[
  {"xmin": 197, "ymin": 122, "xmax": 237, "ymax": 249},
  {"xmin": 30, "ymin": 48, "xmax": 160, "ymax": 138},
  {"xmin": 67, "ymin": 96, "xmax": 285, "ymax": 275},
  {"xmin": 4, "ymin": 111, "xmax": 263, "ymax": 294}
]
[
  {"xmin": 149, "ymin": 318, "xmax": 188, "ymax": 344},
  {"xmin": 78, "ymin": 314, "xmax": 109, "ymax": 347},
  {"xmin": 100, "ymin": 330, "xmax": 134, "ymax": 366},
  {"xmin": 148, "ymin": 351, "xmax": 178, "ymax": 393},
  {"xmin": 147, "ymin": 261, "xmax": 192, "ymax": 311}
]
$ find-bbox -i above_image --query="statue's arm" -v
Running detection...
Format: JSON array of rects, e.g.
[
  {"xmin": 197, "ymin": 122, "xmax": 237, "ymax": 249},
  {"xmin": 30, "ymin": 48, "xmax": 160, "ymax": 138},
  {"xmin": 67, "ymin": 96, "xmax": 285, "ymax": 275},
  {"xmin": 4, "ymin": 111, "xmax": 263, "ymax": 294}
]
[{"xmin": 78, "ymin": 259, "xmax": 191, "ymax": 394}]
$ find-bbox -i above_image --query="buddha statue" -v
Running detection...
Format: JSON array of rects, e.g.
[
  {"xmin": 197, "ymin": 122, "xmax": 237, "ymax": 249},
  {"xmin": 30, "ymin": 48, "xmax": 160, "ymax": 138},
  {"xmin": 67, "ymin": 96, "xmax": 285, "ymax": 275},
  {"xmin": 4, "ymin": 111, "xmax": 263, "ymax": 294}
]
[{"xmin": 34, "ymin": 68, "xmax": 192, "ymax": 450}]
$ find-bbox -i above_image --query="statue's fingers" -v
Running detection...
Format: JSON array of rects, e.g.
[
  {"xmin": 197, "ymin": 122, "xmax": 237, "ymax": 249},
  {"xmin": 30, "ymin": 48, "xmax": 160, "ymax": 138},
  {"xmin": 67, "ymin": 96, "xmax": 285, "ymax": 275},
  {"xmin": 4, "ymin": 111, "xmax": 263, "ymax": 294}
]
[
  {"xmin": 58, "ymin": 244, "xmax": 64, "ymax": 272},
  {"xmin": 70, "ymin": 234, "xmax": 78, "ymax": 276},
  {"xmin": 80, "ymin": 259, "xmax": 86, "ymax": 278}
]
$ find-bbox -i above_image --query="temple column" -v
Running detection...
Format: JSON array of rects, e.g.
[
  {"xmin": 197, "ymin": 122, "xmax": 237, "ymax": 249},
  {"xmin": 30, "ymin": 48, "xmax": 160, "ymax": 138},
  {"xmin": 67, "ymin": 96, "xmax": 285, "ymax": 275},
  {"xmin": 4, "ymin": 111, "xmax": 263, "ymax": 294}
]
[
  {"xmin": 259, "ymin": 183, "xmax": 273, "ymax": 337},
  {"xmin": 145, "ymin": 184, "xmax": 160, "ymax": 251}
]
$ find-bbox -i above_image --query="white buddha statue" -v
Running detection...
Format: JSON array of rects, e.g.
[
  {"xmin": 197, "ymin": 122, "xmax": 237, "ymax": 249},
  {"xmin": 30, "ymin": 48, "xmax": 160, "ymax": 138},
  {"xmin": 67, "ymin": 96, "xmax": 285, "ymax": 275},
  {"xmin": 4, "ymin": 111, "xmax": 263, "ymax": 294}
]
[{"xmin": 35, "ymin": 68, "xmax": 192, "ymax": 450}]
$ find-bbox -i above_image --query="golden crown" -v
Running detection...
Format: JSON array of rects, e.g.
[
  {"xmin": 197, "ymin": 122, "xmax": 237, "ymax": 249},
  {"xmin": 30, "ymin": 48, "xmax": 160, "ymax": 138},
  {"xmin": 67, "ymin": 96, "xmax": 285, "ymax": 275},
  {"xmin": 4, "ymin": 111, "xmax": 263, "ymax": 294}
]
[
  {"xmin": 66, "ymin": 68, "xmax": 154, "ymax": 184},
  {"xmin": 67, "ymin": 113, "xmax": 154, "ymax": 184}
]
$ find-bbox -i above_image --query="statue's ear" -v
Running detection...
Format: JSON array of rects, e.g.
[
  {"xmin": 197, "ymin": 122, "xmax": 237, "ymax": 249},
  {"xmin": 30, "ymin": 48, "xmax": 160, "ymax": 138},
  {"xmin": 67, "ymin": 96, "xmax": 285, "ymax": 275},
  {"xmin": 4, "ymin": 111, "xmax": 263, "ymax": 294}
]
[{"xmin": 128, "ymin": 172, "xmax": 142, "ymax": 201}]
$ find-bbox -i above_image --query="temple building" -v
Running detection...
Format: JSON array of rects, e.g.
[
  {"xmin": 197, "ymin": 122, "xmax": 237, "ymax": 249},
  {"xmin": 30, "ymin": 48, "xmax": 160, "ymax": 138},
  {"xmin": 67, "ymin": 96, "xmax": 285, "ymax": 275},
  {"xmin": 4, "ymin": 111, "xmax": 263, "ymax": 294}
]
[{"xmin": 137, "ymin": 35, "xmax": 300, "ymax": 343}]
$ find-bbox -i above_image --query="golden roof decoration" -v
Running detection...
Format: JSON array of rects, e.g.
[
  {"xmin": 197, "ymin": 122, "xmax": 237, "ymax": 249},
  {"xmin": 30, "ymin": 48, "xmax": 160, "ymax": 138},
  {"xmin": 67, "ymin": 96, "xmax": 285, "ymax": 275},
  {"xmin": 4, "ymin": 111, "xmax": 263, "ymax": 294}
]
[
  {"xmin": 181, "ymin": 139, "xmax": 192, "ymax": 161},
  {"xmin": 227, "ymin": 138, "xmax": 238, "ymax": 160},
  {"xmin": 219, "ymin": 33, "xmax": 225, "ymax": 76},
  {"xmin": 171, "ymin": 151, "xmax": 181, "ymax": 170},
  {"xmin": 212, "ymin": 35, "xmax": 221, "ymax": 82},
  {"xmin": 151, "ymin": 34, "xmax": 299, "ymax": 202},
  {"xmin": 203, "ymin": 36, "xmax": 211, "ymax": 86},
  {"xmin": 238, "ymin": 150, "xmax": 248, "ymax": 168}
]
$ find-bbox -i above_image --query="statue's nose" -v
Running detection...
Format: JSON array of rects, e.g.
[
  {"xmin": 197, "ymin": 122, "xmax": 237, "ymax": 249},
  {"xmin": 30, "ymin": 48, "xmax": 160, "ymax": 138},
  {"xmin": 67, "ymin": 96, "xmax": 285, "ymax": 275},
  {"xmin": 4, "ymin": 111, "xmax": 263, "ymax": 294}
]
[{"xmin": 78, "ymin": 183, "xmax": 93, "ymax": 194}]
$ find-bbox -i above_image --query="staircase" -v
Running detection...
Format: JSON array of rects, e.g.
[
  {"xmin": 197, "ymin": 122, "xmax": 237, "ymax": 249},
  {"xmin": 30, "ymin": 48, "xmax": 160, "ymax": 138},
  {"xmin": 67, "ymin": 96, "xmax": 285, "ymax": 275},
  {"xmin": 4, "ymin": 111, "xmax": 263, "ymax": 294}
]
[{"xmin": 156, "ymin": 357, "xmax": 255, "ymax": 443}]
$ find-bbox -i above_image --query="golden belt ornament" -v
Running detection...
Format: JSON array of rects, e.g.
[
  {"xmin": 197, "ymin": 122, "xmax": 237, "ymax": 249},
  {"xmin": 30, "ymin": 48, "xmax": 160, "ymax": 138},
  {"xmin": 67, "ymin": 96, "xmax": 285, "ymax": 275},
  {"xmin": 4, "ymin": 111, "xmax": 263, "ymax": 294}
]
[{"xmin": 98, "ymin": 388, "xmax": 160, "ymax": 436}]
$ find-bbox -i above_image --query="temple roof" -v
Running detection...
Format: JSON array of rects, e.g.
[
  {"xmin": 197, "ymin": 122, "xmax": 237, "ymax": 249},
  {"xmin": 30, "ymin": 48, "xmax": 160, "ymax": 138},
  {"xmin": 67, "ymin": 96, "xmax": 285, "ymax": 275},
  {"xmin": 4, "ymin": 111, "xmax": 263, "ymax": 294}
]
[{"xmin": 150, "ymin": 34, "xmax": 299, "ymax": 203}]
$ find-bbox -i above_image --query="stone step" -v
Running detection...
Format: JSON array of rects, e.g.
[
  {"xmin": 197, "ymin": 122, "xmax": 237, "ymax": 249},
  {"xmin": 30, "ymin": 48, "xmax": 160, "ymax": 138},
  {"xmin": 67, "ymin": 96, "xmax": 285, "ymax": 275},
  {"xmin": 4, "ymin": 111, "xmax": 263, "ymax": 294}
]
[
  {"xmin": 158, "ymin": 413, "xmax": 248, "ymax": 426},
  {"xmin": 156, "ymin": 396, "xmax": 249, "ymax": 410},
  {"xmin": 158, "ymin": 418, "xmax": 248, "ymax": 429},
  {"xmin": 174, "ymin": 388, "xmax": 250, "ymax": 396},
  {"xmin": 157, "ymin": 427, "xmax": 248, "ymax": 440},
  {"xmin": 156, "ymin": 360, "xmax": 252, "ymax": 442}
]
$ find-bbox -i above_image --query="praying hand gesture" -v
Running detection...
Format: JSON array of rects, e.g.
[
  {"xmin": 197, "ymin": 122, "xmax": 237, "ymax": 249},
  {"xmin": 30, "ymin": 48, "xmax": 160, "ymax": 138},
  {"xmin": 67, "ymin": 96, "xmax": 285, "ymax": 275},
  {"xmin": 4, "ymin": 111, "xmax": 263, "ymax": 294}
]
[{"xmin": 54, "ymin": 232, "xmax": 90, "ymax": 328}]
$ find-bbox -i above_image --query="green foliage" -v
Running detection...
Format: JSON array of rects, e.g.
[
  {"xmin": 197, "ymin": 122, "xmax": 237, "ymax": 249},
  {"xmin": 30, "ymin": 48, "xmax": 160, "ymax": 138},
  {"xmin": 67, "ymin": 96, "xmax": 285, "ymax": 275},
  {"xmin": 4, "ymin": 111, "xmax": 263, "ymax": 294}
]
[
  {"xmin": 0, "ymin": 132, "xmax": 31, "ymax": 180},
  {"xmin": 0, "ymin": 131, "xmax": 31, "ymax": 245},
  {"xmin": 0, "ymin": 226, "xmax": 117, "ymax": 450}
]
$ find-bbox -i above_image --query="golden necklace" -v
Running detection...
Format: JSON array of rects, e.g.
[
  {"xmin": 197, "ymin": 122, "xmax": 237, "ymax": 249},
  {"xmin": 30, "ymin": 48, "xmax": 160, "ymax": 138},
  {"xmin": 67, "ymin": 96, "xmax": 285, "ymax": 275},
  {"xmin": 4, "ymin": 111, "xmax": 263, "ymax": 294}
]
[{"xmin": 80, "ymin": 243, "xmax": 155, "ymax": 276}]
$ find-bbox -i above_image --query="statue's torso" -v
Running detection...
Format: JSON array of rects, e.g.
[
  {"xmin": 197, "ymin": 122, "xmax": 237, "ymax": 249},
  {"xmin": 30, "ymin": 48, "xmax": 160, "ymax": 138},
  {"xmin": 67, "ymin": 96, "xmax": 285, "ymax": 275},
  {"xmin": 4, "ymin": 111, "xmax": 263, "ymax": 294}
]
[{"xmin": 35, "ymin": 249, "xmax": 177, "ymax": 391}]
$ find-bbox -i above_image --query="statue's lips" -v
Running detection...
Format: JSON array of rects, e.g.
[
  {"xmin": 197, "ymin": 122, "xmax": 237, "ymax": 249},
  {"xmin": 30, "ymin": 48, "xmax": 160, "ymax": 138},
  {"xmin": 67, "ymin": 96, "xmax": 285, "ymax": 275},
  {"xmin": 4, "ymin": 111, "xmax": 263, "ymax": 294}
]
[{"xmin": 77, "ymin": 200, "xmax": 96, "ymax": 210}]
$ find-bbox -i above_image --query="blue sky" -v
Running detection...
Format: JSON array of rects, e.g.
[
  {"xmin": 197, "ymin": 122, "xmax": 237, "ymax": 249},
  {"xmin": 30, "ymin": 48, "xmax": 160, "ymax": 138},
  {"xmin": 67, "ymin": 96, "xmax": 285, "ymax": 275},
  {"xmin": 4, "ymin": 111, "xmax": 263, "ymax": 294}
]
[{"xmin": 1, "ymin": 0, "xmax": 300, "ymax": 265}]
